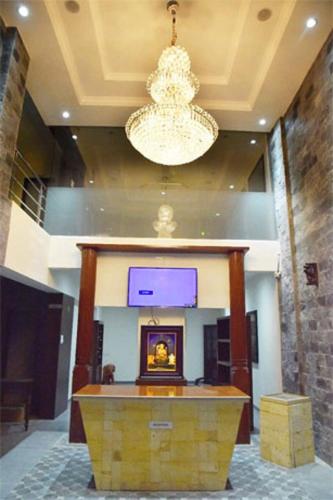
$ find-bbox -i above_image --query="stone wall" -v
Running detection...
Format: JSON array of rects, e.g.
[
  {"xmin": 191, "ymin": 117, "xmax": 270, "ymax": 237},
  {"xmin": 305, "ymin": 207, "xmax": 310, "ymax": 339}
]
[
  {"xmin": 0, "ymin": 19, "xmax": 29, "ymax": 264},
  {"xmin": 269, "ymin": 31, "xmax": 333, "ymax": 464},
  {"xmin": 268, "ymin": 122, "xmax": 300, "ymax": 393}
]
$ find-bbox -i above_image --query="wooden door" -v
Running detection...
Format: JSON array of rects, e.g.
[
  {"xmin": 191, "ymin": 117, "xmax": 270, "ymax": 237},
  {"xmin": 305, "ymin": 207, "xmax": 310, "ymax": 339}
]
[
  {"xmin": 217, "ymin": 317, "xmax": 231, "ymax": 384},
  {"xmin": 203, "ymin": 324, "xmax": 218, "ymax": 383}
]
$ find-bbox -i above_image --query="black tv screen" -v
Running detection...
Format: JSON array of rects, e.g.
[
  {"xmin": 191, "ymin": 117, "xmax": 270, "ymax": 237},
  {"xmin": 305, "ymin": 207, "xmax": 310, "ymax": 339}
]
[{"xmin": 127, "ymin": 267, "xmax": 197, "ymax": 308}]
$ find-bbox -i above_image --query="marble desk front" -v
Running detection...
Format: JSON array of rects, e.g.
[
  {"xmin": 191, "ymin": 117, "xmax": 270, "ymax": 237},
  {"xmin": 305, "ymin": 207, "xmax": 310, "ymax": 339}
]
[{"xmin": 74, "ymin": 384, "xmax": 249, "ymax": 491}]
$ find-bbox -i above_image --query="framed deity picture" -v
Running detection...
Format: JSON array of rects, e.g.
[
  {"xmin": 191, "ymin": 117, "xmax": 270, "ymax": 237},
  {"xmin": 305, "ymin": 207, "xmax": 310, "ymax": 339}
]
[{"xmin": 136, "ymin": 325, "xmax": 186, "ymax": 385}]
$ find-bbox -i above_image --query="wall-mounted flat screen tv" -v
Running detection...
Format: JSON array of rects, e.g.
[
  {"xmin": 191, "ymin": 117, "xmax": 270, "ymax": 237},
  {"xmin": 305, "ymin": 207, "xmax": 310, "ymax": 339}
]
[{"xmin": 127, "ymin": 267, "xmax": 197, "ymax": 308}]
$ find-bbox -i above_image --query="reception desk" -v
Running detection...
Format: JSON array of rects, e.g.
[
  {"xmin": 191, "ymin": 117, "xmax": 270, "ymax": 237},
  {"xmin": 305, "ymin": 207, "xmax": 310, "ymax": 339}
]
[{"xmin": 74, "ymin": 384, "xmax": 249, "ymax": 491}]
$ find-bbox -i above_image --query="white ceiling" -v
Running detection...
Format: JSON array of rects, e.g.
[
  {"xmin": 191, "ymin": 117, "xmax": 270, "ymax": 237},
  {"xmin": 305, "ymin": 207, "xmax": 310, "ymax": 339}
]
[{"xmin": 2, "ymin": 0, "xmax": 332, "ymax": 131}]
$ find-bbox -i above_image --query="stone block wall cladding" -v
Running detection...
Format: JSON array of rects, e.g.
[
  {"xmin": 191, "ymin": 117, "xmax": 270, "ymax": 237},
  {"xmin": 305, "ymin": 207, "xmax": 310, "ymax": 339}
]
[
  {"xmin": 0, "ymin": 19, "xmax": 29, "ymax": 265},
  {"xmin": 269, "ymin": 31, "xmax": 333, "ymax": 465}
]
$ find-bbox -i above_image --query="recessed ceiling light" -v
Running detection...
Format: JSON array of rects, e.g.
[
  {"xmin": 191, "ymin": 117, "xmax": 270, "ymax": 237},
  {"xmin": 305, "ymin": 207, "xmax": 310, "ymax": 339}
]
[
  {"xmin": 72, "ymin": 134, "xmax": 78, "ymax": 140},
  {"xmin": 89, "ymin": 179, "xmax": 94, "ymax": 184},
  {"xmin": 62, "ymin": 110, "xmax": 70, "ymax": 119},
  {"xmin": 161, "ymin": 191, "xmax": 166, "ymax": 195},
  {"xmin": 250, "ymin": 139, "xmax": 257, "ymax": 145},
  {"xmin": 100, "ymin": 207, "xmax": 105, "ymax": 212},
  {"xmin": 306, "ymin": 17, "xmax": 317, "ymax": 29},
  {"xmin": 65, "ymin": 0, "xmax": 80, "ymax": 13},
  {"xmin": 200, "ymin": 231, "xmax": 206, "ymax": 237},
  {"xmin": 259, "ymin": 118, "xmax": 266, "ymax": 126},
  {"xmin": 257, "ymin": 8, "xmax": 272, "ymax": 22},
  {"xmin": 18, "ymin": 4, "xmax": 29, "ymax": 17},
  {"xmin": 215, "ymin": 212, "xmax": 220, "ymax": 217},
  {"xmin": 229, "ymin": 185, "xmax": 235, "ymax": 190}
]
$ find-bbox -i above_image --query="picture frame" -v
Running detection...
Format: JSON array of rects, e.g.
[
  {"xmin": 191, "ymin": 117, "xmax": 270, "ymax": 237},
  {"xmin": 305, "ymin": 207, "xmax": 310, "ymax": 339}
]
[
  {"xmin": 136, "ymin": 325, "xmax": 186, "ymax": 385},
  {"xmin": 247, "ymin": 310, "xmax": 259, "ymax": 364}
]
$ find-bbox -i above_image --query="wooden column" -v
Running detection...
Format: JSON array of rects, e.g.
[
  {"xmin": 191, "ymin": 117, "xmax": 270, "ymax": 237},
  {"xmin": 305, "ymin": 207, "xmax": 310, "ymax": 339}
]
[
  {"xmin": 229, "ymin": 250, "xmax": 251, "ymax": 443},
  {"xmin": 69, "ymin": 248, "xmax": 97, "ymax": 443}
]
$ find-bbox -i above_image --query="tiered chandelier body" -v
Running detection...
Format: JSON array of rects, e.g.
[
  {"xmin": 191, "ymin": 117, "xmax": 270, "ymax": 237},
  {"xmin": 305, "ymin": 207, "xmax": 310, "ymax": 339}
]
[{"xmin": 126, "ymin": 1, "xmax": 218, "ymax": 166}]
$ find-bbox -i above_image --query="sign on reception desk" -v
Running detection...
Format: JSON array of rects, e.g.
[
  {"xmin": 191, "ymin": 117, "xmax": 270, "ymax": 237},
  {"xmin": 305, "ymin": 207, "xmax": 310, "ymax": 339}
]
[{"xmin": 74, "ymin": 384, "xmax": 249, "ymax": 491}]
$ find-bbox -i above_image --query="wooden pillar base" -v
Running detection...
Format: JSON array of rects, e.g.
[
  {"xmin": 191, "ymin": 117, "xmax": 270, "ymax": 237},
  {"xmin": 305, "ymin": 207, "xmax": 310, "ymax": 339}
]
[
  {"xmin": 69, "ymin": 364, "xmax": 92, "ymax": 443},
  {"xmin": 236, "ymin": 399, "xmax": 251, "ymax": 443},
  {"xmin": 69, "ymin": 247, "xmax": 97, "ymax": 443},
  {"xmin": 229, "ymin": 250, "xmax": 251, "ymax": 444}
]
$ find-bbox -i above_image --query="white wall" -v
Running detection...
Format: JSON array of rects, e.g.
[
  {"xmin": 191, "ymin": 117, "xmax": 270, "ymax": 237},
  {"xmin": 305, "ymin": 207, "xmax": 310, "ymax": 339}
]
[
  {"xmin": 245, "ymin": 272, "xmax": 282, "ymax": 408},
  {"xmin": 5, "ymin": 203, "xmax": 51, "ymax": 285},
  {"xmin": 68, "ymin": 302, "xmax": 79, "ymax": 399},
  {"xmin": 101, "ymin": 307, "xmax": 139, "ymax": 381},
  {"xmin": 48, "ymin": 235, "xmax": 280, "ymax": 272},
  {"xmin": 4, "ymin": 205, "xmax": 281, "ymax": 291},
  {"xmin": 95, "ymin": 253, "xmax": 229, "ymax": 308},
  {"xmin": 49, "ymin": 269, "xmax": 81, "ymax": 300},
  {"xmin": 4, "ymin": 203, "xmax": 281, "ymax": 289},
  {"xmin": 100, "ymin": 306, "xmax": 224, "ymax": 382}
]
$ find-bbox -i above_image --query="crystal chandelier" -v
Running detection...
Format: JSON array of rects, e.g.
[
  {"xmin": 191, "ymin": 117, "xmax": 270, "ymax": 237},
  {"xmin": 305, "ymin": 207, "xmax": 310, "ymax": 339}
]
[{"xmin": 126, "ymin": 0, "xmax": 218, "ymax": 166}]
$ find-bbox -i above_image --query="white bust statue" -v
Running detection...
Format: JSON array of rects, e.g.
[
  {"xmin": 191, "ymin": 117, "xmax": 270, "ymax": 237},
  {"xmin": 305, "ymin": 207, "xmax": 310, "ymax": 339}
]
[{"xmin": 153, "ymin": 204, "xmax": 177, "ymax": 238}]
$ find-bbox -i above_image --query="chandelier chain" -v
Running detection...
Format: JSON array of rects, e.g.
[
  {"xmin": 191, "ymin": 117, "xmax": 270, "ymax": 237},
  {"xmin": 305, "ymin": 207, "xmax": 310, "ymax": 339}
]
[{"xmin": 171, "ymin": 10, "xmax": 177, "ymax": 46}]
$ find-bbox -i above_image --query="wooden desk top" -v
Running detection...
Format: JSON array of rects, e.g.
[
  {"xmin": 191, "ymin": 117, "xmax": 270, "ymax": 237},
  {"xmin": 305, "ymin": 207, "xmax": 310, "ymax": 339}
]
[{"xmin": 73, "ymin": 384, "xmax": 250, "ymax": 400}]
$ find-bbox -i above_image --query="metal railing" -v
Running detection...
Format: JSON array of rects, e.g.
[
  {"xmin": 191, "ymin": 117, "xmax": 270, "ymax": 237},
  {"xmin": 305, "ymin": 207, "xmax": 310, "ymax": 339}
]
[{"xmin": 9, "ymin": 150, "xmax": 48, "ymax": 227}]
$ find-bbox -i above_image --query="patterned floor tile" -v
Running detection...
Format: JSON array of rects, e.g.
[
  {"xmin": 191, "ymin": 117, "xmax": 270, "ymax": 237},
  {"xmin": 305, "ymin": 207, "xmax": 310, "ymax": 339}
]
[{"xmin": 2, "ymin": 437, "xmax": 322, "ymax": 500}]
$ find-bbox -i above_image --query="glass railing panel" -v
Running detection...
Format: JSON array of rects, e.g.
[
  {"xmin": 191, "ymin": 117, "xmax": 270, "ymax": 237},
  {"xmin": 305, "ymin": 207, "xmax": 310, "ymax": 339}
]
[{"xmin": 44, "ymin": 188, "xmax": 277, "ymax": 240}]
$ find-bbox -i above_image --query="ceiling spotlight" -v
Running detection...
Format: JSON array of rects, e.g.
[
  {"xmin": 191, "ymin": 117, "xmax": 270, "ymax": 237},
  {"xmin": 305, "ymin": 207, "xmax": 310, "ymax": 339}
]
[
  {"xmin": 250, "ymin": 139, "xmax": 257, "ymax": 145},
  {"xmin": 257, "ymin": 8, "xmax": 272, "ymax": 22},
  {"xmin": 229, "ymin": 185, "xmax": 235, "ymax": 190},
  {"xmin": 200, "ymin": 231, "xmax": 206, "ymax": 237},
  {"xmin": 100, "ymin": 207, "xmax": 105, "ymax": 212},
  {"xmin": 215, "ymin": 212, "xmax": 221, "ymax": 217},
  {"xmin": 88, "ymin": 179, "xmax": 94, "ymax": 184},
  {"xmin": 161, "ymin": 191, "xmax": 166, "ymax": 195},
  {"xmin": 306, "ymin": 17, "xmax": 317, "ymax": 29},
  {"xmin": 62, "ymin": 110, "xmax": 70, "ymax": 119},
  {"xmin": 259, "ymin": 118, "xmax": 266, "ymax": 126},
  {"xmin": 65, "ymin": 0, "xmax": 80, "ymax": 13},
  {"xmin": 18, "ymin": 4, "xmax": 29, "ymax": 17},
  {"xmin": 72, "ymin": 134, "xmax": 78, "ymax": 140}
]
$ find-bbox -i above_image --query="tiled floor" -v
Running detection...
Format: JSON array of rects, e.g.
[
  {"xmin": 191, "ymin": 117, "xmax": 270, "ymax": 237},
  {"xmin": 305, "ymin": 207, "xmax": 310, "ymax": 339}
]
[
  {"xmin": 0, "ymin": 409, "xmax": 69, "ymax": 457},
  {"xmin": 1, "ymin": 431, "xmax": 332, "ymax": 500}
]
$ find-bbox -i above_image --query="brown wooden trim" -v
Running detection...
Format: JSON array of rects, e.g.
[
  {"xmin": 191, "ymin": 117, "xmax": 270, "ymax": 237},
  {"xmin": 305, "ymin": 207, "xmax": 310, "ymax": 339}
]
[
  {"xmin": 76, "ymin": 243, "xmax": 249, "ymax": 255},
  {"xmin": 229, "ymin": 250, "xmax": 251, "ymax": 444},
  {"xmin": 70, "ymin": 364, "xmax": 91, "ymax": 443},
  {"xmin": 69, "ymin": 248, "xmax": 97, "ymax": 443},
  {"xmin": 76, "ymin": 248, "xmax": 97, "ymax": 365}
]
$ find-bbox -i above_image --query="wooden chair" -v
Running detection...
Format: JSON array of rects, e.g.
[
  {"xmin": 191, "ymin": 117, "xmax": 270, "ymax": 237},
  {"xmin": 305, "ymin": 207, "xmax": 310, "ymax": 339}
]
[{"xmin": 0, "ymin": 379, "xmax": 33, "ymax": 431}]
